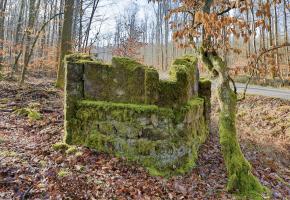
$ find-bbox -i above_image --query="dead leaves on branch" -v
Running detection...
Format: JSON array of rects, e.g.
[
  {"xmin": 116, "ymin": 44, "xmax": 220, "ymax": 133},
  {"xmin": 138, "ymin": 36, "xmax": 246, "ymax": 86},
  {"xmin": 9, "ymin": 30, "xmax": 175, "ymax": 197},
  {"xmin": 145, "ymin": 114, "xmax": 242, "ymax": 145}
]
[{"xmin": 169, "ymin": 0, "xmax": 280, "ymax": 54}]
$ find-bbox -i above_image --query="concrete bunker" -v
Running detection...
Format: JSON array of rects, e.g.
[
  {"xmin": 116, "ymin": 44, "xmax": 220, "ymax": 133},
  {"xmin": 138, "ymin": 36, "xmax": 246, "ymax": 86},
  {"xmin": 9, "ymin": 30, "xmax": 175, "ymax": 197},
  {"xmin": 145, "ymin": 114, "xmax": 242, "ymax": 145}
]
[{"xmin": 64, "ymin": 54, "xmax": 211, "ymax": 177}]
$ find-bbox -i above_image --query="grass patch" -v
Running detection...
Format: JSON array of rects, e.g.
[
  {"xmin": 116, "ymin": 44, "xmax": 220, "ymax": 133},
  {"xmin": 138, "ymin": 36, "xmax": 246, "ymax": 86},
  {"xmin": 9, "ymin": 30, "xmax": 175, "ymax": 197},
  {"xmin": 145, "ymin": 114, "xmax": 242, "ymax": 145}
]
[
  {"xmin": 57, "ymin": 168, "xmax": 71, "ymax": 177},
  {"xmin": 0, "ymin": 150, "xmax": 18, "ymax": 157}
]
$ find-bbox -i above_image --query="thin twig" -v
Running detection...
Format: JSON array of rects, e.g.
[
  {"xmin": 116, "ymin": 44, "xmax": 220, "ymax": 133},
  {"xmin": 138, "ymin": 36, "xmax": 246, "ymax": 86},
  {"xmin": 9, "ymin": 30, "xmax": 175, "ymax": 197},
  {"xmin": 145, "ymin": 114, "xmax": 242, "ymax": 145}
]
[
  {"xmin": 20, "ymin": 184, "xmax": 33, "ymax": 200},
  {"xmin": 239, "ymin": 43, "xmax": 290, "ymax": 101},
  {"xmin": 229, "ymin": 75, "xmax": 237, "ymax": 95},
  {"xmin": 239, "ymin": 69, "xmax": 254, "ymax": 101}
]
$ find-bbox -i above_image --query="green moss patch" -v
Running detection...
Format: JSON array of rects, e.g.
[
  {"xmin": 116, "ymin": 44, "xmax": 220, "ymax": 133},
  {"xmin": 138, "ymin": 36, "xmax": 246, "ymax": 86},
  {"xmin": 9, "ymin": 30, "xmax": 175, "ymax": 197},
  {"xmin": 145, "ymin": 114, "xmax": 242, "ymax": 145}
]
[
  {"xmin": 52, "ymin": 142, "xmax": 69, "ymax": 151},
  {"xmin": 65, "ymin": 98, "xmax": 207, "ymax": 177},
  {"xmin": 14, "ymin": 107, "xmax": 42, "ymax": 121},
  {"xmin": 65, "ymin": 146, "xmax": 77, "ymax": 155}
]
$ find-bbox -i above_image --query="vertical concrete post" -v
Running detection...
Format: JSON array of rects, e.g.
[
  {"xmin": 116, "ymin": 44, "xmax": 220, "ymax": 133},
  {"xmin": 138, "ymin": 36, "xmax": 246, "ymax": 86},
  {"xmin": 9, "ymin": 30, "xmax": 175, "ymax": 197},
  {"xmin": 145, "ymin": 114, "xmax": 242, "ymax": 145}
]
[{"xmin": 64, "ymin": 55, "xmax": 85, "ymax": 144}]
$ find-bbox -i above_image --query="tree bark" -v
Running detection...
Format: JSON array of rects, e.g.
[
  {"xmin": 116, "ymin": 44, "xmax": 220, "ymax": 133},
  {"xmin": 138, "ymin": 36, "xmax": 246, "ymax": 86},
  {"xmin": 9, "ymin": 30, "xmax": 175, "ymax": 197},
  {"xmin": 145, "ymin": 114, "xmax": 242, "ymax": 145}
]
[
  {"xmin": 163, "ymin": 0, "xmax": 169, "ymax": 70},
  {"xmin": 55, "ymin": 0, "xmax": 64, "ymax": 69},
  {"xmin": 283, "ymin": 0, "xmax": 289, "ymax": 79},
  {"xmin": 0, "ymin": 0, "xmax": 8, "ymax": 72},
  {"xmin": 200, "ymin": 48, "xmax": 267, "ymax": 199},
  {"xmin": 77, "ymin": 0, "xmax": 83, "ymax": 51},
  {"xmin": 83, "ymin": 0, "xmax": 100, "ymax": 51},
  {"xmin": 19, "ymin": 0, "xmax": 37, "ymax": 86},
  {"xmin": 273, "ymin": 3, "xmax": 280, "ymax": 80},
  {"xmin": 12, "ymin": 0, "xmax": 25, "ymax": 74},
  {"xmin": 199, "ymin": 12, "xmax": 261, "ymax": 198},
  {"xmin": 56, "ymin": 0, "xmax": 75, "ymax": 88}
]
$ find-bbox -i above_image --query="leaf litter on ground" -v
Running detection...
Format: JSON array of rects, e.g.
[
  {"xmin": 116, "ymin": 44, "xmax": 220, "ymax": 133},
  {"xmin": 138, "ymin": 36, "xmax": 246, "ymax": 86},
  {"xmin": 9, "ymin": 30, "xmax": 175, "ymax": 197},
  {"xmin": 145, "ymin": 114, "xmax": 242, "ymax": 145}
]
[{"xmin": 0, "ymin": 77, "xmax": 289, "ymax": 199}]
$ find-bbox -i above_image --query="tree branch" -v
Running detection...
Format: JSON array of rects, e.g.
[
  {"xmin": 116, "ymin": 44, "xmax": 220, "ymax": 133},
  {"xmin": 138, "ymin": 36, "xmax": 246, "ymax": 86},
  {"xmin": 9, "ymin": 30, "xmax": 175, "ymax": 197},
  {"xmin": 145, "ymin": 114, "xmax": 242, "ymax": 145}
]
[
  {"xmin": 239, "ymin": 43, "xmax": 290, "ymax": 100},
  {"xmin": 229, "ymin": 76, "xmax": 237, "ymax": 95},
  {"xmin": 255, "ymin": 43, "xmax": 290, "ymax": 66},
  {"xmin": 26, "ymin": 13, "xmax": 64, "ymax": 65}
]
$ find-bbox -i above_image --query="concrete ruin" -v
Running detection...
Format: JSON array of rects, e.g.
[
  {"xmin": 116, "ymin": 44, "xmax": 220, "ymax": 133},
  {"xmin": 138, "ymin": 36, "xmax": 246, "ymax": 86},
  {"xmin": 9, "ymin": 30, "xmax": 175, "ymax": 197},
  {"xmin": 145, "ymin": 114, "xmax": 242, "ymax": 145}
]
[{"xmin": 64, "ymin": 54, "xmax": 211, "ymax": 177}]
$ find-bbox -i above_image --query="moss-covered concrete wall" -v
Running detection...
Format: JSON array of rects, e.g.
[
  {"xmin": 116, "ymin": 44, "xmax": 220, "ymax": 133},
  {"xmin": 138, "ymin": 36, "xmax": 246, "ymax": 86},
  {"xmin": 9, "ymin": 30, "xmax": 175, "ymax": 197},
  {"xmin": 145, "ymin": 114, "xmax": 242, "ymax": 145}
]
[
  {"xmin": 79, "ymin": 56, "xmax": 199, "ymax": 107},
  {"xmin": 84, "ymin": 57, "xmax": 147, "ymax": 104},
  {"xmin": 64, "ymin": 54, "xmax": 211, "ymax": 177}
]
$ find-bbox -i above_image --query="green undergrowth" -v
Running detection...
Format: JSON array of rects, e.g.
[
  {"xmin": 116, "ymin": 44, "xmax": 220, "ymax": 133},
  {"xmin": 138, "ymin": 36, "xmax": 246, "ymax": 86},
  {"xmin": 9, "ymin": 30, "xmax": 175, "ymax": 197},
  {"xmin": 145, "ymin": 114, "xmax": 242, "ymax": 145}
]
[
  {"xmin": 66, "ymin": 146, "xmax": 77, "ymax": 154},
  {"xmin": 0, "ymin": 98, "xmax": 9, "ymax": 104},
  {"xmin": 57, "ymin": 168, "xmax": 71, "ymax": 177}
]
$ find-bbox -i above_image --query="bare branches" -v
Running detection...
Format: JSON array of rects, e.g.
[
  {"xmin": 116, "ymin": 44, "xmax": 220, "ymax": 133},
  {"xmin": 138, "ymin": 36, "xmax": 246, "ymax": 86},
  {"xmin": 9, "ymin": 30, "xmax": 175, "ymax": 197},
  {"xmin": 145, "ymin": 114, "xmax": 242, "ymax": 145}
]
[
  {"xmin": 255, "ymin": 43, "xmax": 290, "ymax": 65},
  {"xmin": 28, "ymin": 13, "xmax": 64, "ymax": 58},
  {"xmin": 239, "ymin": 43, "xmax": 290, "ymax": 100},
  {"xmin": 229, "ymin": 76, "xmax": 237, "ymax": 95}
]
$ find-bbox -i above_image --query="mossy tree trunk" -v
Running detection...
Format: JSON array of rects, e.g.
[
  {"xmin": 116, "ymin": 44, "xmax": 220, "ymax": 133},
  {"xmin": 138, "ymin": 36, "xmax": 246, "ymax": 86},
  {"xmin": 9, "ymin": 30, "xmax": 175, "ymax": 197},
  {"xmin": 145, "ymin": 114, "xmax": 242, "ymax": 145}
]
[
  {"xmin": 200, "ymin": 50, "xmax": 267, "ymax": 199},
  {"xmin": 56, "ymin": 0, "xmax": 74, "ymax": 88}
]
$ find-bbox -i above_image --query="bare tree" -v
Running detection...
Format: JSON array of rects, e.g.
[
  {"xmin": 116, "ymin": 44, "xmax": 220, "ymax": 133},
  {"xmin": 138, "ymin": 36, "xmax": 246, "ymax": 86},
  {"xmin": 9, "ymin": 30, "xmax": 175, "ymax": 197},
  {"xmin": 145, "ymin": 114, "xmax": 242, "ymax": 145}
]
[
  {"xmin": 0, "ymin": 0, "xmax": 8, "ymax": 71},
  {"xmin": 19, "ymin": 0, "xmax": 38, "ymax": 85}
]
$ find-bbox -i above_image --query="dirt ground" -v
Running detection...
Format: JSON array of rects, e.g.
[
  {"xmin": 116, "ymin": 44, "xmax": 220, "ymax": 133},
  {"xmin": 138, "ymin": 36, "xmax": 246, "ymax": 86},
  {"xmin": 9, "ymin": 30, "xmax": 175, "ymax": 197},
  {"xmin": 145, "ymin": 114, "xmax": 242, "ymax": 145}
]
[{"xmin": 0, "ymin": 77, "xmax": 289, "ymax": 199}]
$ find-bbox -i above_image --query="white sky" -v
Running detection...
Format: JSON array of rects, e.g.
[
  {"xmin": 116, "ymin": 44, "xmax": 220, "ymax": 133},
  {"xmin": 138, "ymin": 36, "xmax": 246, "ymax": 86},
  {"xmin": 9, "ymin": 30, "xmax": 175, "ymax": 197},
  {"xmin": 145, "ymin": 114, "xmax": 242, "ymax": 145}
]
[{"xmin": 97, "ymin": 0, "xmax": 152, "ymax": 36}]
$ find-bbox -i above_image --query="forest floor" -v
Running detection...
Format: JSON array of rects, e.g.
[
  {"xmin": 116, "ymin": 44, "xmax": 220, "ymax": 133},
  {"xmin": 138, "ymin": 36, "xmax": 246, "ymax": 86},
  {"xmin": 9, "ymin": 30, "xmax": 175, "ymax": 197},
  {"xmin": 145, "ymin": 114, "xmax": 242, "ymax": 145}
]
[{"xmin": 0, "ymin": 77, "xmax": 289, "ymax": 200}]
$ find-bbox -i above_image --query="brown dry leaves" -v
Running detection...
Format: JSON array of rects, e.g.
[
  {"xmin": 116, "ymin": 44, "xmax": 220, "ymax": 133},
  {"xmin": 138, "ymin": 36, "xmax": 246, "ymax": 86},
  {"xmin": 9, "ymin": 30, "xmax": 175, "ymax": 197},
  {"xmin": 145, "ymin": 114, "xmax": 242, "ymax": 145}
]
[
  {"xmin": 169, "ymin": 0, "xmax": 282, "ymax": 53},
  {"xmin": 237, "ymin": 95, "xmax": 290, "ymax": 163}
]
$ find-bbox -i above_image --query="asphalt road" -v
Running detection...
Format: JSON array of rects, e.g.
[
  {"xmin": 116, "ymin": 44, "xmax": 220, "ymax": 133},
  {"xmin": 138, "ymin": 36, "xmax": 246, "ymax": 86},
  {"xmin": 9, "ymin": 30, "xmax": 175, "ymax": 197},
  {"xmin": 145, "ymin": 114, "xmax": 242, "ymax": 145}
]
[
  {"xmin": 160, "ymin": 72, "xmax": 290, "ymax": 100},
  {"xmin": 213, "ymin": 82, "xmax": 290, "ymax": 100}
]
